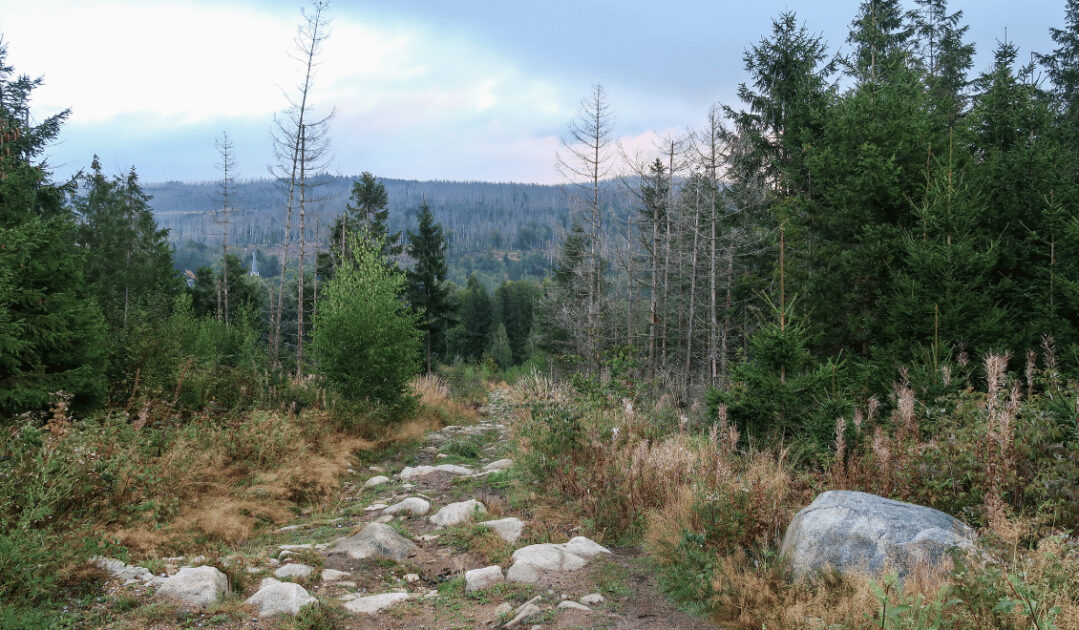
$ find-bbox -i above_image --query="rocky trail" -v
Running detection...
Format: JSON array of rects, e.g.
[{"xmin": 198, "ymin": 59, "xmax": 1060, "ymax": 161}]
[{"xmin": 88, "ymin": 390, "xmax": 715, "ymax": 629}]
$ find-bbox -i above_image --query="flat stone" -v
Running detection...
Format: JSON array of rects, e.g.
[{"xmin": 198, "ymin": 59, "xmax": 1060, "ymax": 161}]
[
  {"xmin": 275, "ymin": 524, "xmax": 304, "ymax": 533},
  {"xmin": 465, "ymin": 565, "xmax": 504, "ymax": 591},
  {"xmin": 362, "ymin": 475, "xmax": 390, "ymax": 489},
  {"xmin": 562, "ymin": 536, "xmax": 610, "ymax": 559},
  {"xmin": 580, "ymin": 593, "xmax": 605, "ymax": 605},
  {"xmin": 399, "ymin": 464, "xmax": 475, "ymax": 480},
  {"xmin": 507, "ymin": 544, "xmax": 588, "ymax": 584},
  {"xmin": 429, "ymin": 499, "xmax": 487, "ymax": 528},
  {"xmin": 323, "ymin": 522, "xmax": 418, "ymax": 562},
  {"xmin": 341, "ymin": 592, "xmax": 411, "ymax": 614},
  {"xmin": 558, "ymin": 600, "xmax": 591, "ymax": 611},
  {"xmin": 244, "ymin": 578, "xmax": 317, "ymax": 617},
  {"xmin": 404, "ymin": 573, "xmax": 420, "ymax": 583},
  {"xmin": 278, "ymin": 544, "xmax": 314, "ymax": 551},
  {"xmin": 364, "ymin": 503, "xmax": 389, "ymax": 512},
  {"xmin": 273, "ymin": 563, "xmax": 313, "ymax": 579},
  {"xmin": 781, "ymin": 490, "xmax": 977, "ymax": 579},
  {"xmin": 484, "ymin": 458, "xmax": 513, "ymax": 472},
  {"xmin": 155, "ymin": 566, "xmax": 228, "ymax": 606},
  {"xmin": 321, "ymin": 568, "xmax": 351, "ymax": 582},
  {"xmin": 90, "ymin": 556, "xmax": 154, "ymax": 583},
  {"xmin": 491, "ymin": 602, "xmax": 513, "ymax": 621},
  {"xmin": 480, "ymin": 517, "xmax": 524, "ymax": 545},
  {"xmin": 505, "ymin": 603, "xmax": 542, "ymax": 627},
  {"xmin": 382, "ymin": 497, "xmax": 431, "ymax": 517}
]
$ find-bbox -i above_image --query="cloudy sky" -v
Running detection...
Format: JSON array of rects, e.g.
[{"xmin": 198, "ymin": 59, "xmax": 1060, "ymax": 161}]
[{"xmin": 2, "ymin": 0, "xmax": 1065, "ymax": 184}]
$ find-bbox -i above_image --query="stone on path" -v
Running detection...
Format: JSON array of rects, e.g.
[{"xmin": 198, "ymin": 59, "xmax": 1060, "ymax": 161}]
[
  {"xmin": 244, "ymin": 578, "xmax": 317, "ymax": 617},
  {"xmin": 273, "ymin": 563, "xmax": 313, "ymax": 579},
  {"xmin": 479, "ymin": 517, "xmax": 524, "ymax": 545},
  {"xmin": 154, "ymin": 566, "xmax": 228, "ymax": 606},
  {"xmin": 506, "ymin": 544, "xmax": 589, "ymax": 584},
  {"xmin": 321, "ymin": 568, "xmax": 351, "ymax": 582},
  {"xmin": 580, "ymin": 593, "xmax": 605, "ymax": 605},
  {"xmin": 558, "ymin": 600, "xmax": 591, "ymax": 611},
  {"xmin": 381, "ymin": 497, "xmax": 431, "ymax": 517},
  {"xmin": 563, "ymin": 536, "xmax": 611, "ymax": 559},
  {"xmin": 324, "ymin": 522, "xmax": 418, "ymax": 562},
  {"xmin": 781, "ymin": 490, "xmax": 977, "ymax": 579},
  {"xmin": 465, "ymin": 565, "xmax": 504, "ymax": 591},
  {"xmin": 429, "ymin": 499, "xmax": 487, "ymax": 527},
  {"xmin": 364, "ymin": 503, "xmax": 388, "ymax": 512},
  {"xmin": 483, "ymin": 458, "xmax": 513, "ymax": 472},
  {"xmin": 341, "ymin": 592, "xmax": 411, "ymax": 614},
  {"xmin": 398, "ymin": 464, "xmax": 474, "ymax": 480},
  {"xmin": 362, "ymin": 475, "xmax": 390, "ymax": 489},
  {"xmin": 90, "ymin": 556, "xmax": 155, "ymax": 583},
  {"xmin": 504, "ymin": 596, "xmax": 544, "ymax": 628}
]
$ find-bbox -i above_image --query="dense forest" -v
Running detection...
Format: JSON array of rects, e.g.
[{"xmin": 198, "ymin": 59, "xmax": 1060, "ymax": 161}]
[{"xmin": 3, "ymin": 0, "xmax": 1079, "ymax": 628}]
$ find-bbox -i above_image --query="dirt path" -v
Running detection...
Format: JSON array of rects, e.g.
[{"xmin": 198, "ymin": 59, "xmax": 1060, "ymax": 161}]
[{"xmin": 92, "ymin": 390, "xmax": 717, "ymax": 629}]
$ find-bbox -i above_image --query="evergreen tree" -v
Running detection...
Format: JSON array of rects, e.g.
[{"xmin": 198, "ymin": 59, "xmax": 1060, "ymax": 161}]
[
  {"xmin": 912, "ymin": 0, "xmax": 975, "ymax": 127},
  {"xmin": 0, "ymin": 44, "xmax": 106, "ymax": 417},
  {"xmin": 494, "ymin": 280, "xmax": 538, "ymax": 365},
  {"xmin": 487, "ymin": 323, "xmax": 513, "ymax": 370},
  {"xmin": 75, "ymin": 159, "xmax": 178, "ymax": 331},
  {"xmin": 406, "ymin": 200, "xmax": 453, "ymax": 373},
  {"xmin": 448, "ymin": 276, "xmax": 493, "ymax": 362}
]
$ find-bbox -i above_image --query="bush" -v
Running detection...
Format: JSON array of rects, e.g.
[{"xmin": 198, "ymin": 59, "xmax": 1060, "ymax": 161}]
[{"xmin": 313, "ymin": 233, "xmax": 421, "ymax": 415}]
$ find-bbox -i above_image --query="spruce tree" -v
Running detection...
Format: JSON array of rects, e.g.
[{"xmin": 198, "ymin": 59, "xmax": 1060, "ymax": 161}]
[
  {"xmin": 0, "ymin": 44, "xmax": 106, "ymax": 417},
  {"xmin": 449, "ymin": 276, "xmax": 493, "ymax": 362},
  {"xmin": 406, "ymin": 200, "xmax": 453, "ymax": 373}
]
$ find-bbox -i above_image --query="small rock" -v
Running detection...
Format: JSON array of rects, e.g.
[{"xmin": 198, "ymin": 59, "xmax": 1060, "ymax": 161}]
[
  {"xmin": 504, "ymin": 602, "xmax": 542, "ymax": 628},
  {"xmin": 244, "ymin": 578, "xmax": 317, "ymax": 617},
  {"xmin": 187, "ymin": 555, "xmax": 207, "ymax": 567},
  {"xmin": 404, "ymin": 573, "xmax": 420, "ymax": 583},
  {"xmin": 558, "ymin": 600, "xmax": 591, "ymax": 611},
  {"xmin": 362, "ymin": 475, "xmax": 390, "ymax": 490},
  {"xmin": 417, "ymin": 534, "xmax": 440, "ymax": 542},
  {"xmin": 341, "ymin": 592, "xmax": 410, "ymax": 614},
  {"xmin": 278, "ymin": 544, "xmax": 314, "ymax": 551},
  {"xmin": 382, "ymin": 497, "xmax": 431, "ymax": 517},
  {"xmin": 491, "ymin": 601, "xmax": 513, "ymax": 620},
  {"xmin": 580, "ymin": 593, "xmax": 605, "ymax": 605},
  {"xmin": 321, "ymin": 568, "xmax": 351, "ymax": 582},
  {"xmin": 274, "ymin": 563, "xmax": 313, "ymax": 579},
  {"xmin": 324, "ymin": 522, "xmax": 418, "ymax": 562},
  {"xmin": 465, "ymin": 565, "xmax": 504, "ymax": 592},
  {"xmin": 154, "ymin": 566, "xmax": 228, "ymax": 606},
  {"xmin": 429, "ymin": 499, "xmax": 487, "ymax": 528},
  {"xmin": 562, "ymin": 536, "xmax": 610, "ymax": 559},
  {"xmin": 374, "ymin": 515, "xmax": 394, "ymax": 523},
  {"xmin": 480, "ymin": 517, "xmax": 524, "ymax": 545},
  {"xmin": 364, "ymin": 503, "xmax": 389, "ymax": 512},
  {"xmin": 275, "ymin": 524, "xmax": 304, "ymax": 533},
  {"xmin": 484, "ymin": 459, "xmax": 513, "ymax": 472},
  {"xmin": 90, "ymin": 556, "xmax": 153, "ymax": 582},
  {"xmin": 245, "ymin": 567, "xmax": 263, "ymax": 575},
  {"xmin": 436, "ymin": 453, "xmax": 448, "ymax": 459}
]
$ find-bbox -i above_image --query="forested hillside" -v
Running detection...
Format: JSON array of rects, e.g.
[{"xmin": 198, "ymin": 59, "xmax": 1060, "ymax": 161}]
[{"xmin": 150, "ymin": 176, "xmax": 628, "ymax": 286}]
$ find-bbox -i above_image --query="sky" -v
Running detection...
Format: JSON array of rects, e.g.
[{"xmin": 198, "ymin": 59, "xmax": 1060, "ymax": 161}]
[{"xmin": 0, "ymin": 0, "xmax": 1067, "ymax": 184}]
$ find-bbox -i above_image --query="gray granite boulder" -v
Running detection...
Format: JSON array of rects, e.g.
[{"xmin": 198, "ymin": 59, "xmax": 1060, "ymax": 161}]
[
  {"xmin": 154, "ymin": 566, "xmax": 228, "ymax": 606},
  {"xmin": 781, "ymin": 490, "xmax": 977, "ymax": 579},
  {"xmin": 323, "ymin": 522, "xmax": 418, "ymax": 562},
  {"xmin": 244, "ymin": 578, "xmax": 317, "ymax": 617}
]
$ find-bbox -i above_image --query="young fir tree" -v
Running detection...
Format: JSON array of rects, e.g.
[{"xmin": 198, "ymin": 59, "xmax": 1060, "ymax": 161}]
[
  {"xmin": 406, "ymin": 200, "xmax": 453, "ymax": 373},
  {"xmin": 487, "ymin": 323, "xmax": 513, "ymax": 370},
  {"xmin": 494, "ymin": 280, "xmax": 538, "ymax": 365},
  {"xmin": 320, "ymin": 171, "xmax": 401, "ymax": 279},
  {"xmin": 0, "ymin": 44, "xmax": 106, "ymax": 417}
]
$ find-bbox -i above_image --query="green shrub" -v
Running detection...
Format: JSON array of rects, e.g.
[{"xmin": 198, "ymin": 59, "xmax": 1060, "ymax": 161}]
[{"xmin": 313, "ymin": 233, "xmax": 421, "ymax": 415}]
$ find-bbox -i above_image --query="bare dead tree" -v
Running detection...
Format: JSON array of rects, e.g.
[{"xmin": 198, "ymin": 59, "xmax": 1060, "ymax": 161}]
[
  {"xmin": 213, "ymin": 131, "xmax": 236, "ymax": 325},
  {"xmin": 268, "ymin": 0, "xmax": 333, "ymax": 373},
  {"xmin": 556, "ymin": 84, "xmax": 615, "ymax": 368}
]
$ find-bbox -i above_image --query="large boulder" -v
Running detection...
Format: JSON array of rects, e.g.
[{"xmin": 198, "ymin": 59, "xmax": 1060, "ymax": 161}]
[
  {"xmin": 781, "ymin": 490, "xmax": 977, "ymax": 579},
  {"xmin": 506, "ymin": 543, "xmax": 589, "ymax": 584},
  {"xmin": 154, "ymin": 566, "xmax": 229, "ymax": 606},
  {"xmin": 244, "ymin": 578, "xmax": 317, "ymax": 617},
  {"xmin": 429, "ymin": 499, "xmax": 487, "ymax": 528},
  {"xmin": 324, "ymin": 522, "xmax": 418, "ymax": 562},
  {"xmin": 382, "ymin": 497, "xmax": 431, "ymax": 517}
]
